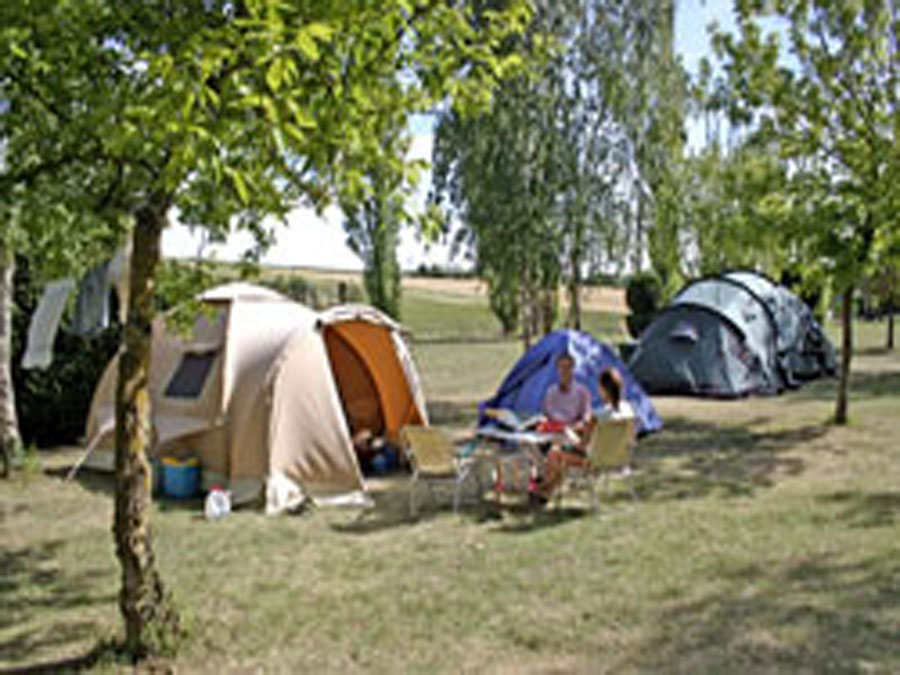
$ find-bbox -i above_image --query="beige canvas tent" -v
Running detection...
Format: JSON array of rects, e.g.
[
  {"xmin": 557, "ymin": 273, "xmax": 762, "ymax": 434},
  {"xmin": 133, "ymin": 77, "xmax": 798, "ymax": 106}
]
[{"xmin": 83, "ymin": 282, "xmax": 428, "ymax": 512}]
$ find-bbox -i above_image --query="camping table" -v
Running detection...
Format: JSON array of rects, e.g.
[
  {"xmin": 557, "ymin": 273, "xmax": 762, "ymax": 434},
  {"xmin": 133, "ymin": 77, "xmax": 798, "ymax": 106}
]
[{"xmin": 473, "ymin": 427, "xmax": 566, "ymax": 501}]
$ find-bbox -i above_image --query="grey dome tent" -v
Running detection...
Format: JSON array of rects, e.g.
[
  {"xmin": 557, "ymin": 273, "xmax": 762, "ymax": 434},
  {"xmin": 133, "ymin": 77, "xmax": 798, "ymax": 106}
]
[
  {"xmin": 629, "ymin": 276, "xmax": 783, "ymax": 397},
  {"xmin": 628, "ymin": 271, "xmax": 835, "ymax": 397},
  {"xmin": 723, "ymin": 271, "xmax": 835, "ymax": 384}
]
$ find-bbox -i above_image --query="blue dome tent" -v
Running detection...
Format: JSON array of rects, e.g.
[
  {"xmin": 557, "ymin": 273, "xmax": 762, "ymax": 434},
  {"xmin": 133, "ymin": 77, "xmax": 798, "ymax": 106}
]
[{"xmin": 479, "ymin": 330, "xmax": 662, "ymax": 435}]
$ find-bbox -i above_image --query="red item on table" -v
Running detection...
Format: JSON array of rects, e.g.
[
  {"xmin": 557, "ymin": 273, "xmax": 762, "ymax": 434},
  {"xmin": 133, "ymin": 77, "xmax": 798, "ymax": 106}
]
[{"xmin": 537, "ymin": 419, "xmax": 568, "ymax": 434}]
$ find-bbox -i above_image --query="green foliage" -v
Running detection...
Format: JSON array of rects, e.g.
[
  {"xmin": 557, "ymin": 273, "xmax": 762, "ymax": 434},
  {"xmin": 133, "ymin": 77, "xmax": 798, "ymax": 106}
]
[
  {"xmin": 156, "ymin": 260, "xmax": 217, "ymax": 313},
  {"xmin": 412, "ymin": 264, "xmax": 476, "ymax": 279},
  {"xmin": 710, "ymin": 0, "xmax": 900, "ymax": 423},
  {"xmin": 433, "ymin": 0, "xmax": 684, "ymax": 337},
  {"xmin": 711, "ymin": 1, "xmax": 900, "ymax": 291},
  {"xmin": 153, "ymin": 259, "xmax": 221, "ymax": 336},
  {"xmin": 681, "ymin": 143, "xmax": 795, "ymax": 279},
  {"xmin": 263, "ymin": 274, "xmax": 321, "ymax": 307},
  {"xmin": 0, "ymin": 0, "xmax": 536, "ymax": 441},
  {"xmin": 17, "ymin": 443, "xmax": 42, "ymax": 475},
  {"xmin": 863, "ymin": 264, "xmax": 900, "ymax": 315},
  {"xmin": 341, "ymin": 127, "xmax": 407, "ymax": 320},
  {"xmin": 360, "ymin": 221, "xmax": 402, "ymax": 320},
  {"xmin": 1, "ymin": 0, "xmax": 537, "ymax": 659},
  {"xmin": 625, "ymin": 273, "xmax": 662, "ymax": 338},
  {"xmin": 1, "ymin": 0, "xmax": 535, "ymax": 253},
  {"xmin": 261, "ymin": 273, "xmax": 364, "ymax": 309},
  {"xmin": 434, "ymin": 68, "xmax": 562, "ymax": 339}
]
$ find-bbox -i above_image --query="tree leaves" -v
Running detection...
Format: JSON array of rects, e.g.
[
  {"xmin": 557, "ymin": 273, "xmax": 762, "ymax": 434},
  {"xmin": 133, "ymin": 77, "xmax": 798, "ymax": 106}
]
[{"xmin": 433, "ymin": 0, "xmax": 683, "ymax": 332}]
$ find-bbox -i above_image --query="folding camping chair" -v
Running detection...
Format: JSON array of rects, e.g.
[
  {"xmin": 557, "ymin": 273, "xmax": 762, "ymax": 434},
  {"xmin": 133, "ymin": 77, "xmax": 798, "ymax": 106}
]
[
  {"xmin": 400, "ymin": 426, "xmax": 480, "ymax": 517},
  {"xmin": 556, "ymin": 417, "xmax": 637, "ymax": 513}
]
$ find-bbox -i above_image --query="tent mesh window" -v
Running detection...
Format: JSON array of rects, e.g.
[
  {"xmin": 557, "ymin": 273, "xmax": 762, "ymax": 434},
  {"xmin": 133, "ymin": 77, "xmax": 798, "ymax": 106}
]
[{"xmin": 164, "ymin": 351, "xmax": 218, "ymax": 399}]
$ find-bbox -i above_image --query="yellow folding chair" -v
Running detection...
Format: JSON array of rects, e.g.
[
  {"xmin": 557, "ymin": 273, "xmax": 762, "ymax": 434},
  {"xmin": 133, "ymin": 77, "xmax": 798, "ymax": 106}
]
[
  {"xmin": 557, "ymin": 417, "xmax": 637, "ymax": 513},
  {"xmin": 400, "ymin": 426, "xmax": 481, "ymax": 517}
]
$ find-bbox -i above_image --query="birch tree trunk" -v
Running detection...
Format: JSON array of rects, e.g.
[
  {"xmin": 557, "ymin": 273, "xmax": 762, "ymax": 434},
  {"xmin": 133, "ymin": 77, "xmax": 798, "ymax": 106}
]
[
  {"xmin": 114, "ymin": 201, "xmax": 180, "ymax": 656},
  {"xmin": 0, "ymin": 229, "xmax": 20, "ymax": 478},
  {"xmin": 834, "ymin": 285, "xmax": 854, "ymax": 425}
]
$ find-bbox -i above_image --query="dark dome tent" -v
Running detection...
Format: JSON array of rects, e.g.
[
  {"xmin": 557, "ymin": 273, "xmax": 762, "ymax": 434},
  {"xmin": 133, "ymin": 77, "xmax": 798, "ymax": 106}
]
[
  {"xmin": 629, "ymin": 271, "xmax": 836, "ymax": 398},
  {"xmin": 628, "ymin": 277, "xmax": 783, "ymax": 397}
]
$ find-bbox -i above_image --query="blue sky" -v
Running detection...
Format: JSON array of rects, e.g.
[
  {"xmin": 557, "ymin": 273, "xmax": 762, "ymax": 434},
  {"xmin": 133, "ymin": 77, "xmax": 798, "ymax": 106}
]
[{"xmin": 162, "ymin": 0, "xmax": 736, "ymax": 270}]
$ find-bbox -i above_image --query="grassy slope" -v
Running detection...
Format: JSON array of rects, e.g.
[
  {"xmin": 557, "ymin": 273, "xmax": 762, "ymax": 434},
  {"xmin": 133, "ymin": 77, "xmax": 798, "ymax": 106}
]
[
  {"xmin": 401, "ymin": 286, "xmax": 626, "ymax": 344},
  {"xmin": 1, "ymin": 295, "xmax": 899, "ymax": 673}
]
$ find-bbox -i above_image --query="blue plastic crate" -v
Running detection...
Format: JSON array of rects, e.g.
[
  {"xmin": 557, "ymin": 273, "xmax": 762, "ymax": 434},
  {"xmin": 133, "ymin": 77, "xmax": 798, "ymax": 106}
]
[{"xmin": 161, "ymin": 458, "xmax": 201, "ymax": 499}]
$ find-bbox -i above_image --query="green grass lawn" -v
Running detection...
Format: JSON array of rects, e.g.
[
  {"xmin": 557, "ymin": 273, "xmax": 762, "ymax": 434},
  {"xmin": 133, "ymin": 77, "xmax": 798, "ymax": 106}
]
[
  {"xmin": 401, "ymin": 286, "xmax": 627, "ymax": 344},
  {"xmin": 2, "ymin": 308, "xmax": 899, "ymax": 672}
]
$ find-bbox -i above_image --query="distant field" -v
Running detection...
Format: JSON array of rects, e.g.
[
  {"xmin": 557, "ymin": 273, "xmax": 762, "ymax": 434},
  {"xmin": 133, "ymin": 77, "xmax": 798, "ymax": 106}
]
[
  {"xmin": 252, "ymin": 264, "xmax": 629, "ymax": 342},
  {"xmin": 402, "ymin": 287, "xmax": 626, "ymax": 344},
  {"xmin": 266, "ymin": 265, "xmax": 627, "ymax": 313}
]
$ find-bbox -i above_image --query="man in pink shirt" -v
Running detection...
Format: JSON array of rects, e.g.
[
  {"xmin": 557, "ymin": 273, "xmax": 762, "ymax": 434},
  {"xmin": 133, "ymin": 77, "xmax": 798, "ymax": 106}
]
[
  {"xmin": 533, "ymin": 353, "xmax": 594, "ymax": 506},
  {"xmin": 542, "ymin": 353, "xmax": 592, "ymax": 432}
]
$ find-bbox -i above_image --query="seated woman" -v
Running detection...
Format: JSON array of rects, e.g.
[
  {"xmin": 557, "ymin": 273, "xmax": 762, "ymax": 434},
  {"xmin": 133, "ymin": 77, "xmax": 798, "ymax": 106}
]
[
  {"xmin": 533, "ymin": 366, "xmax": 632, "ymax": 505},
  {"xmin": 592, "ymin": 368, "xmax": 635, "ymax": 424}
]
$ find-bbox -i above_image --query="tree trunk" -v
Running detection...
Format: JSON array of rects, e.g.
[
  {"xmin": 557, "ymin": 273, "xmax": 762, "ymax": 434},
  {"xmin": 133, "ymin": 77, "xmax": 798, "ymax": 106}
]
[
  {"xmin": 540, "ymin": 288, "xmax": 555, "ymax": 335},
  {"xmin": 633, "ymin": 196, "xmax": 646, "ymax": 274},
  {"xmin": 114, "ymin": 201, "xmax": 180, "ymax": 657},
  {"xmin": 567, "ymin": 279, "xmax": 581, "ymax": 330},
  {"xmin": 0, "ymin": 230, "xmax": 20, "ymax": 478},
  {"xmin": 567, "ymin": 221, "xmax": 583, "ymax": 330},
  {"xmin": 834, "ymin": 284, "xmax": 854, "ymax": 425},
  {"xmin": 887, "ymin": 310, "xmax": 894, "ymax": 350},
  {"xmin": 520, "ymin": 284, "xmax": 533, "ymax": 351}
]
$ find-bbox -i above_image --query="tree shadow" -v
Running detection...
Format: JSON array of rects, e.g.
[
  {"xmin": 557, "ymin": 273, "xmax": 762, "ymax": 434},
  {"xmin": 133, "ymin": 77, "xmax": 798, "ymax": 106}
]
[
  {"xmin": 427, "ymin": 398, "xmax": 479, "ymax": 427},
  {"xmin": 44, "ymin": 466, "xmax": 114, "ymax": 499},
  {"xmin": 0, "ymin": 540, "xmax": 116, "ymax": 666},
  {"xmin": 337, "ymin": 413, "xmax": 827, "ymax": 531},
  {"xmin": 856, "ymin": 346, "xmax": 897, "ymax": 357},
  {"xmin": 44, "ymin": 467, "xmax": 204, "ymax": 515},
  {"xmin": 817, "ymin": 490, "xmax": 900, "ymax": 529},
  {"xmin": 489, "ymin": 505, "xmax": 591, "ymax": 534},
  {"xmin": 331, "ymin": 475, "xmax": 496, "ymax": 535},
  {"xmin": 635, "ymin": 416, "xmax": 823, "ymax": 502},
  {"xmin": 621, "ymin": 551, "xmax": 900, "ymax": 671},
  {"xmin": 0, "ymin": 622, "xmax": 101, "ymax": 673},
  {"xmin": 786, "ymin": 369, "xmax": 900, "ymax": 403}
]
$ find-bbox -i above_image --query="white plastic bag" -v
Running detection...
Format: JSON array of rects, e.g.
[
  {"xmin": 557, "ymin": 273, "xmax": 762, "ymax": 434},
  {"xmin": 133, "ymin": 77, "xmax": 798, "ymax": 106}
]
[{"xmin": 204, "ymin": 487, "xmax": 232, "ymax": 520}]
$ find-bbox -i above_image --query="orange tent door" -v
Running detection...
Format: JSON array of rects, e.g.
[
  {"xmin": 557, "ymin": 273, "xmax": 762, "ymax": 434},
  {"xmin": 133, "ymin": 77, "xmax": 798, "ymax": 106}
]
[{"xmin": 323, "ymin": 321, "xmax": 423, "ymax": 441}]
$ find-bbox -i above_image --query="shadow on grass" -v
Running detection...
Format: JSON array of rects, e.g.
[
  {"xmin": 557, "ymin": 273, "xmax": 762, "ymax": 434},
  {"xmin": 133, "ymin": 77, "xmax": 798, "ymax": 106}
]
[
  {"xmin": 625, "ymin": 551, "xmax": 900, "ymax": 671},
  {"xmin": 635, "ymin": 416, "xmax": 825, "ymax": 501},
  {"xmin": 44, "ymin": 466, "xmax": 113, "ymax": 498},
  {"xmin": 817, "ymin": 490, "xmax": 900, "ymax": 529},
  {"xmin": 0, "ymin": 540, "xmax": 115, "ymax": 666},
  {"xmin": 490, "ymin": 505, "xmax": 591, "ymax": 534},
  {"xmin": 332, "ymin": 476, "xmax": 498, "ymax": 534},
  {"xmin": 855, "ymin": 345, "xmax": 899, "ymax": 357},
  {"xmin": 44, "ymin": 467, "xmax": 204, "ymax": 515},
  {"xmin": 427, "ymin": 399, "xmax": 479, "ymax": 427},
  {"xmin": 338, "ymin": 414, "xmax": 827, "ymax": 531},
  {"xmin": 786, "ymin": 368, "xmax": 900, "ymax": 403}
]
